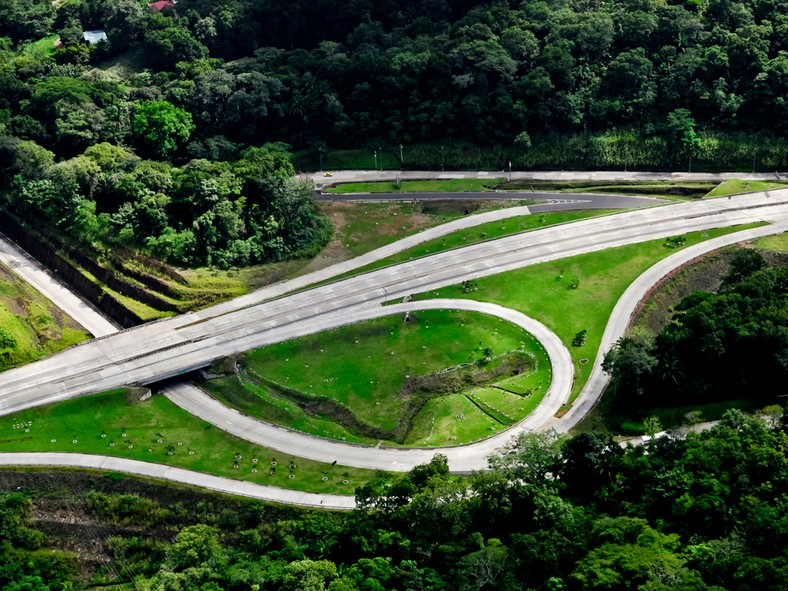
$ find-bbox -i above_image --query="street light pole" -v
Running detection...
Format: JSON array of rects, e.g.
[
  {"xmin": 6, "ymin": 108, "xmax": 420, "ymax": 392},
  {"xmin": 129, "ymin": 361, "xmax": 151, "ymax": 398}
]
[
  {"xmin": 441, "ymin": 145, "xmax": 444, "ymax": 171},
  {"xmin": 318, "ymin": 146, "xmax": 323, "ymax": 171},
  {"xmin": 400, "ymin": 144, "xmax": 404, "ymax": 166},
  {"xmin": 374, "ymin": 150, "xmax": 377, "ymax": 171}
]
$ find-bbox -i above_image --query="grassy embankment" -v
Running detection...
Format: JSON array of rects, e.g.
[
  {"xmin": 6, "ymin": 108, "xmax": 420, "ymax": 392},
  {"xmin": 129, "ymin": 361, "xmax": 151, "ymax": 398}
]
[
  {"xmin": 20, "ymin": 34, "xmax": 59, "ymax": 59},
  {"xmin": 410, "ymin": 225, "xmax": 765, "ymax": 404},
  {"xmin": 0, "ymin": 262, "xmax": 88, "ymax": 372},
  {"xmin": 205, "ymin": 310, "xmax": 551, "ymax": 447},
  {"xmin": 704, "ymin": 179, "xmax": 788, "ymax": 197},
  {"xmin": 578, "ymin": 238, "xmax": 788, "ymax": 434},
  {"xmin": 753, "ymin": 233, "xmax": 788, "ymax": 252},
  {"xmin": 0, "ymin": 388, "xmax": 381, "ymax": 495}
]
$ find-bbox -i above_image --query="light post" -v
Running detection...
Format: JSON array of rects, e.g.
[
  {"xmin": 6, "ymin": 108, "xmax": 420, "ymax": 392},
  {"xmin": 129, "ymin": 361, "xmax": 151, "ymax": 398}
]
[
  {"xmin": 441, "ymin": 145, "xmax": 444, "ymax": 171},
  {"xmin": 318, "ymin": 146, "xmax": 323, "ymax": 171},
  {"xmin": 399, "ymin": 144, "xmax": 404, "ymax": 166},
  {"xmin": 378, "ymin": 146, "xmax": 382, "ymax": 170},
  {"xmin": 373, "ymin": 150, "xmax": 377, "ymax": 171},
  {"xmin": 508, "ymin": 160, "xmax": 512, "ymax": 181}
]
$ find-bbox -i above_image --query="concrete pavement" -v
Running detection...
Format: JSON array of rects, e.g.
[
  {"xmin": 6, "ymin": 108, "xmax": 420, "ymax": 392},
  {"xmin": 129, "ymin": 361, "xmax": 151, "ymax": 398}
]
[
  {"xmin": 0, "ymin": 232, "xmax": 118, "ymax": 338},
  {"xmin": 1, "ymin": 191, "xmax": 786, "ymax": 418},
  {"xmin": 164, "ymin": 298, "xmax": 573, "ymax": 473},
  {"xmin": 307, "ymin": 169, "xmax": 787, "ymax": 188},
  {"xmin": 0, "ymin": 453, "xmax": 355, "ymax": 509},
  {"xmin": 0, "ymin": 190, "xmax": 786, "ymax": 504}
]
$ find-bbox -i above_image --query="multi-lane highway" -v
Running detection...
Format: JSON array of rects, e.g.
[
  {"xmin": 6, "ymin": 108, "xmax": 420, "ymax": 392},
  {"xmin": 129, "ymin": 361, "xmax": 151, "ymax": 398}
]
[
  {"xmin": 0, "ymin": 188, "xmax": 786, "ymax": 505},
  {"xmin": 1, "ymin": 190, "xmax": 786, "ymax": 423}
]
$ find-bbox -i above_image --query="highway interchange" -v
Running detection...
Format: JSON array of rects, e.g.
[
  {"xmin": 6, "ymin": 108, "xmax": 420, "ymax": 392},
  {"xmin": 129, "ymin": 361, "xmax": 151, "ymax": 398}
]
[{"xmin": 0, "ymin": 182, "xmax": 787, "ymax": 507}]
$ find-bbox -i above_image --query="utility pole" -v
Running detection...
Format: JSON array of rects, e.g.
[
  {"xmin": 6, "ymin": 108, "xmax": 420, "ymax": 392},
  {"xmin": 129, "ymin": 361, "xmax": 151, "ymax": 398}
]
[
  {"xmin": 400, "ymin": 144, "xmax": 404, "ymax": 166},
  {"xmin": 373, "ymin": 150, "xmax": 377, "ymax": 171},
  {"xmin": 441, "ymin": 145, "xmax": 444, "ymax": 171}
]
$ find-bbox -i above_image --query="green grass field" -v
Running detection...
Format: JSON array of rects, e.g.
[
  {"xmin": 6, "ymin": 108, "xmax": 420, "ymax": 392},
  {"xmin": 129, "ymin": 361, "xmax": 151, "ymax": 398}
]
[
  {"xmin": 754, "ymin": 232, "xmax": 788, "ymax": 252},
  {"xmin": 323, "ymin": 199, "xmax": 517, "ymax": 259},
  {"xmin": 705, "ymin": 179, "xmax": 788, "ymax": 197},
  {"xmin": 412, "ymin": 225, "xmax": 763, "ymax": 403},
  {"xmin": 325, "ymin": 179, "xmax": 503, "ymax": 193},
  {"xmin": 0, "ymin": 263, "xmax": 88, "ymax": 371},
  {"xmin": 0, "ymin": 389, "xmax": 381, "ymax": 495},
  {"xmin": 205, "ymin": 310, "xmax": 551, "ymax": 446},
  {"xmin": 21, "ymin": 34, "xmax": 59, "ymax": 59}
]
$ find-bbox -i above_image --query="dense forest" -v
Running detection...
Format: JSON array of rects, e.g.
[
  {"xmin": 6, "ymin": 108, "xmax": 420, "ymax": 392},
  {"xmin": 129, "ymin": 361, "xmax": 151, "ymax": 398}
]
[
  {"xmin": 2, "ymin": 411, "xmax": 788, "ymax": 591},
  {"xmin": 603, "ymin": 251, "xmax": 788, "ymax": 426},
  {"xmin": 1, "ymin": 0, "xmax": 788, "ymax": 267}
]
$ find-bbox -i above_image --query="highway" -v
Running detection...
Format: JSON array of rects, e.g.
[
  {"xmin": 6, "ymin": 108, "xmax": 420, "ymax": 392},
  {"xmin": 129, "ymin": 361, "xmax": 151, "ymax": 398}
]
[
  {"xmin": 306, "ymin": 169, "xmax": 787, "ymax": 188},
  {"xmin": 1, "ymin": 190, "xmax": 786, "ymax": 425},
  {"xmin": 317, "ymin": 190, "xmax": 666, "ymax": 212},
  {"xmin": 0, "ymin": 188, "xmax": 786, "ymax": 505},
  {"xmin": 162, "ymin": 297, "xmax": 574, "ymax": 473}
]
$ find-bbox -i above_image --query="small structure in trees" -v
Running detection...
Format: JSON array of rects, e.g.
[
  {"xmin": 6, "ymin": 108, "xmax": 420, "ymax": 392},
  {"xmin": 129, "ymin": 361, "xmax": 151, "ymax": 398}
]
[{"xmin": 82, "ymin": 30, "xmax": 107, "ymax": 45}]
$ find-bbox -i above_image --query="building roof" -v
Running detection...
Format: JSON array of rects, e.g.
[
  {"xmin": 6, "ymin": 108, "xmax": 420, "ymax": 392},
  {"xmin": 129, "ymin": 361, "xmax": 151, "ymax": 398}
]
[
  {"xmin": 147, "ymin": 0, "xmax": 176, "ymax": 12},
  {"xmin": 82, "ymin": 30, "xmax": 108, "ymax": 45}
]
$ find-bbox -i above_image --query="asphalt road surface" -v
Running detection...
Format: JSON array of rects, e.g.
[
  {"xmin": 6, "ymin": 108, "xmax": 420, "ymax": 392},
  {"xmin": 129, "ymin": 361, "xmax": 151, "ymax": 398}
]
[{"xmin": 317, "ymin": 191, "xmax": 666, "ymax": 212}]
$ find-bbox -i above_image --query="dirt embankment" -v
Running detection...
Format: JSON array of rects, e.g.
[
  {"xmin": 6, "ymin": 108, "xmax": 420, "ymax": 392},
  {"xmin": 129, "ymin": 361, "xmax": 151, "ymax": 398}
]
[{"xmin": 632, "ymin": 245, "xmax": 788, "ymax": 334}]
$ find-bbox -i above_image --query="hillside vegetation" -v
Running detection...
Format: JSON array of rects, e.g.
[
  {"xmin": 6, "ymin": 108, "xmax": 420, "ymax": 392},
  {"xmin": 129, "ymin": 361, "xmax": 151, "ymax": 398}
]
[
  {"xmin": 0, "ymin": 261, "xmax": 88, "ymax": 371},
  {"xmin": 2, "ymin": 411, "xmax": 788, "ymax": 591}
]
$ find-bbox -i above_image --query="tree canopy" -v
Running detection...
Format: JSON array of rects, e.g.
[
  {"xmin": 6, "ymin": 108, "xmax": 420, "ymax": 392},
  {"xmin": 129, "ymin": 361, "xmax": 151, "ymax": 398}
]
[{"xmin": 3, "ymin": 411, "xmax": 788, "ymax": 590}]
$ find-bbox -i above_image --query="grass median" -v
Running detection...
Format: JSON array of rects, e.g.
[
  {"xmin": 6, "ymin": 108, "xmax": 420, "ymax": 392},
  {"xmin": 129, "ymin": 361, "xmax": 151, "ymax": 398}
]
[
  {"xmin": 411, "ymin": 224, "xmax": 764, "ymax": 404},
  {"xmin": 705, "ymin": 179, "xmax": 788, "ymax": 197},
  {"xmin": 204, "ymin": 309, "xmax": 551, "ymax": 447}
]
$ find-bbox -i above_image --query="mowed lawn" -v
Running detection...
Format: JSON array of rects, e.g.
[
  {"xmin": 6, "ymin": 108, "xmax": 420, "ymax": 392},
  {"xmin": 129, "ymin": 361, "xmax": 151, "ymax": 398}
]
[
  {"xmin": 705, "ymin": 179, "xmax": 788, "ymax": 197},
  {"xmin": 0, "ymin": 389, "xmax": 380, "ymax": 495},
  {"xmin": 414, "ymin": 225, "xmax": 763, "ymax": 402},
  {"xmin": 208, "ymin": 310, "xmax": 551, "ymax": 446}
]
